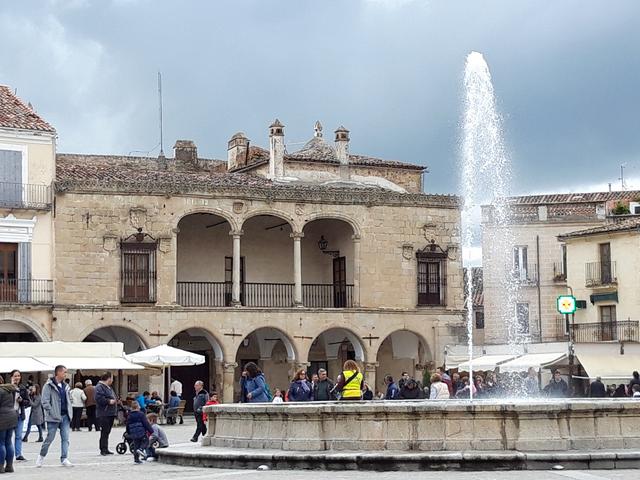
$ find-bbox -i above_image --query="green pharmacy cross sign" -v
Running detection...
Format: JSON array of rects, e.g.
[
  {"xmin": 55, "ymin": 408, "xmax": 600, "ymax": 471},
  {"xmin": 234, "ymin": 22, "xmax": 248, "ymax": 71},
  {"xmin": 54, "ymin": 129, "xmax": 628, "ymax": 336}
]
[{"xmin": 557, "ymin": 295, "xmax": 577, "ymax": 315}]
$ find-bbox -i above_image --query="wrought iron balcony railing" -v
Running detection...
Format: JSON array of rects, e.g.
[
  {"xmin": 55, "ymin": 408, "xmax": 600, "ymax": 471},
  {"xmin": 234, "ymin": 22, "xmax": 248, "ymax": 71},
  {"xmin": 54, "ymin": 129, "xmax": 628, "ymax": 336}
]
[
  {"xmin": 176, "ymin": 282, "xmax": 354, "ymax": 308},
  {"xmin": 512, "ymin": 263, "xmax": 538, "ymax": 284},
  {"xmin": 585, "ymin": 261, "xmax": 617, "ymax": 287},
  {"xmin": 0, "ymin": 279, "xmax": 53, "ymax": 304},
  {"xmin": 570, "ymin": 320, "xmax": 639, "ymax": 343},
  {"xmin": 0, "ymin": 182, "xmax": 52, "ymax": 210},
  {"xmin": 553, "ymin": 262, "xmax": 566, "ymax": 282}
]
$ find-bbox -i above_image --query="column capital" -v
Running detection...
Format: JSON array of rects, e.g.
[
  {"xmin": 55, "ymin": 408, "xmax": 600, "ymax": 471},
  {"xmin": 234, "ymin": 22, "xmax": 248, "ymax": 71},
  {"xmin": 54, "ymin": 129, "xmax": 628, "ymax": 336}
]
[
  {"xmin": 364, "ymin": 362, "xmax": 379, "ymax": 371},
  {"xmin": 229, "ymin": 230, "xmax": 244, "ymax": 238},
  {"xmin": 290, "ymin": 231, "xmax": 304, "ymax": 239},
  {"xmin": 223, "ymin": 362, "xmax": 238, "ymax": 372},
  {"xmin": 352, "ymin": 234, "xmax": 361, "ymax": 241}
]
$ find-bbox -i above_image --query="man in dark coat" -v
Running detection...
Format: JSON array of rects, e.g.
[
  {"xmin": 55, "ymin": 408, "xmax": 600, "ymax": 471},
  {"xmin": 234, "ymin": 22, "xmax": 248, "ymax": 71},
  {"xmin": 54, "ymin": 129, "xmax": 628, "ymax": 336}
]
[
  {"xmin": 95, "ymin": 372, "xmax": 117, "ymax": 456},
  {"xmin": 589, "ymin": 377, "xmax": 607, "ymax": 398},
  {"xmin": 0, "ymin": 377, "xmax": 18, "ymax": 473},
  {"xmin": 191, "ymin": 381, "xmax": 208, "ymax": 443},
  {"xmin": 312, "ymin": 369, "xmax": 335, "ymax": 401},
  {"xmin": 543, "ymin": 370, "xmax": 569, "ymax": 398}
]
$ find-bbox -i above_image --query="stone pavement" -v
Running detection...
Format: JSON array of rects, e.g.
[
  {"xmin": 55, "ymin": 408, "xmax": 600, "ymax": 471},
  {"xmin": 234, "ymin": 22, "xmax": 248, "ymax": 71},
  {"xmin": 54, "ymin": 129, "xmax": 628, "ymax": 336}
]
[{"xmin": 5, "ymin": 418, "xmax": 638, "ymax": 479}]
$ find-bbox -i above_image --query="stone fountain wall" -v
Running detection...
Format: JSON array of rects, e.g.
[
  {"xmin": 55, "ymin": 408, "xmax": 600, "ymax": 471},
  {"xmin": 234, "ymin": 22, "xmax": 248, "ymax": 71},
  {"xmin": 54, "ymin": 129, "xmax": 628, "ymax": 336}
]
[{"xmin": 202, "ymin": 400, "xmax": 640, "ymax": 452}]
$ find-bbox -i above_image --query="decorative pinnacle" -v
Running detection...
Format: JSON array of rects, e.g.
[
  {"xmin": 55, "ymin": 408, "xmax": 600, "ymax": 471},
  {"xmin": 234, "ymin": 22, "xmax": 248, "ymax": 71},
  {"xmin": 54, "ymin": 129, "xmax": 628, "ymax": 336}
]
[{"xmin": 314, "ymin": 120, "xmax": 323, "ymax": 138}]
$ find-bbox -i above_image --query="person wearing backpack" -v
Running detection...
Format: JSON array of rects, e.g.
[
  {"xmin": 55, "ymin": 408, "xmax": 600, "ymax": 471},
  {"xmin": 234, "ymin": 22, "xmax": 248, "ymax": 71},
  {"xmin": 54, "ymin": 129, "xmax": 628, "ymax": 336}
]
[
  {"xmin": 244, "ymin": 362, "xmax": 271, "ymax": 403},
  {"xmin": 335, "ymin": 360, "xmax": 363, "ymax": 401}
]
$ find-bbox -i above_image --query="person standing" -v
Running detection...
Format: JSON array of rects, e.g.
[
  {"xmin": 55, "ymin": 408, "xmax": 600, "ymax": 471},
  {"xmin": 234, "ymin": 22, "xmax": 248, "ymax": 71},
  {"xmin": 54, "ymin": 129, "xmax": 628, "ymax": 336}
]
[
  {"xmin": 429, "ymin": 373, "xmax": 450, "ymax": 400},
  {"xmin": 170, "ymin": 378, "xmax": 183, "ymax": 399},
  {"xmin": 243, "ymin": 362, "xmax": 270, "ymax": 403},
  {"xmin": 23, "ymin": 385, "xmax": 44, "ymax": 443},
  {"xmin": 543, "ymin": 370, "xmax": 569, "ymax": 398},
  {"xmin": 9, "ymin": 370, "xmax": 30, "ymax": 462},
  {"xmin": 589, "ymin": 377, "xmax": 607, "ymax": 398},
  {"xmin": 83, "ymin": 380, "xmax": 98, "ymax": 432},
  {"xmin": 383, "ymin": 375, "xmax": 400, "ymax": 400},
  {"xmin": 95, "ymin": 372, "xmax": 117, "ymax": 456},
  {"xmin": 335, "ymin": 360, "xmax": 364, "ymax": 401},
  {"xmin": 36, "ymin": 365, "xmax": 73, "ymax": 468},
  {"xmin": 629, "ymin": 371, "xmax": 640, "ymax": 397},
  {"xmin": 0, "ymin": 375, "xmax": 18, "ymax": 473},
  {"xmin": 288, "ymin": 369, "xmax": 313, "ymax": 402},
  {"xmin": 524, "ymin": 367, "xmax": 540, "ymax": 397},
  {"xmin": 191, "ymin": 381, "xmax": 208, "ymax": 443},
  {"xmin": 70, "ymin": 383, "xmax": 86, "ymax": 432},
  {"xmin": 312, "ymin": 369, "xmax": 335, "ymax": 401},
  {"xmin": 125, "ymin": 401, "xmax": 153, "ymax": 464}
]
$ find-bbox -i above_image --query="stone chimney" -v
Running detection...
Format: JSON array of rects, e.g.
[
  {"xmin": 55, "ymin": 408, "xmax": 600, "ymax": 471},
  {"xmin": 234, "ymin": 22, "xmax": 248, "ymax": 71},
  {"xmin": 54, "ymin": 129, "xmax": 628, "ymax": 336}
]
[
  {"xmin": 334, "ymin": 126, "xmax": 350, "ymax": 165},
  {"xmin": 227, "ymin": 132, "xmax": 250, "ymax": 171},
  {"xmin": 174, "ymin": 140, "xmax": 198, "ymax": 167},
  {"xmin": 268, "ymin": 119, "xmax": 285, "ymax": 179}
]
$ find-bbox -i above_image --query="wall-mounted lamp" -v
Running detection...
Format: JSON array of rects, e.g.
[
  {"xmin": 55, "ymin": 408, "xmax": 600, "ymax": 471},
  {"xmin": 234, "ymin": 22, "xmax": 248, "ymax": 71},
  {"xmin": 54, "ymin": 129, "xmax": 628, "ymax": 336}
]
[{"xmin": 317, "ymin": 236, "xmax": 340, "ymax": 258}]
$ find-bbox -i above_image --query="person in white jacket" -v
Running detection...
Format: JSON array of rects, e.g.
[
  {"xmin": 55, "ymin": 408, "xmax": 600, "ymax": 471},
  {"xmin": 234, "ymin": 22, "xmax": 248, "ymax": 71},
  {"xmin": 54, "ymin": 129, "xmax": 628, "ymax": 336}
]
[
  {"xmin": 69, "ymin": 383, "xmax": 86, "ymax": 431},
  {"xmin": 429, "ymin": 373, "xmax": 450, "ymax": 400}
]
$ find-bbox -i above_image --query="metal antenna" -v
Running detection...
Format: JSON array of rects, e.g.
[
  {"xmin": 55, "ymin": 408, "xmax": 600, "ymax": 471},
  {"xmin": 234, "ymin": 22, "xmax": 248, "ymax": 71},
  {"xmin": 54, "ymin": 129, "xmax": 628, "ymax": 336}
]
[
  {"xmin": 158, "ymin": 71, "xmax": 164, "ymax": 157},
  {"xmin": 619, "ymin": 164, "xmax": 626, "ymax": 190}
]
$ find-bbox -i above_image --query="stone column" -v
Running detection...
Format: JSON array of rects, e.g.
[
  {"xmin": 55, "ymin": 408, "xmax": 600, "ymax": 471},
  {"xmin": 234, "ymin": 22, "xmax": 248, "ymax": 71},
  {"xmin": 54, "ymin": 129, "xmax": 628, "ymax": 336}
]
[
  {"xmin": 352, "ymin": 234, "xmax": 361, "ymax": 307},
  {"xmin": 222, "ymin": 362, "xmax": 238, "ymax": 404},
  {"xmin": 364, "ymin": 362, "xmax": 379, "ymax": 395},
  {"xmin": 230, "ymin": 230, "xmax": 243, "ymax": 306},
  {"xmin": 291, "ymin": 232, "xmax": 304, "ymax": 306}
]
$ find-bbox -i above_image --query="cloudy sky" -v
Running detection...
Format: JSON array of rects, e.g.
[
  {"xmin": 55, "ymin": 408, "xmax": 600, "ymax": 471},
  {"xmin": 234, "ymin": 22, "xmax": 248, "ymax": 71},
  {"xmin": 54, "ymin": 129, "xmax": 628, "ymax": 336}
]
[{"xmin": 1, "ymin": 0, "xmax": 639, "ymax": 196}]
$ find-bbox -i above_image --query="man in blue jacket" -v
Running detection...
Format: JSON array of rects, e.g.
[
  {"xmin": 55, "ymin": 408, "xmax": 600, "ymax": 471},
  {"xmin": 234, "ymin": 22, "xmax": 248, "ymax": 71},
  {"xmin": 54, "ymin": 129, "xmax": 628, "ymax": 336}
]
[
  {"xmin": 190, "ymin": 381, "xmax": 208, "ymax": 443},
  {"xmin": 36, "ymin": 365, "xmax": 73, "ymax": 468},
  {"xmin": 95, "ymin": 372, "xmax": 118, "ymax": 456}
]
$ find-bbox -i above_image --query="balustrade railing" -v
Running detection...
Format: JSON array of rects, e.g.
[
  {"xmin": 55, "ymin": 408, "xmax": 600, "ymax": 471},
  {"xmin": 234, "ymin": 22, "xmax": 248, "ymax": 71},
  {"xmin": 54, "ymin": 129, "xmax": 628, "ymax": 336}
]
[
  {"xmin": 176, "ymin": 282, "xmax": 354, "ymax": 308},
  {"xmin": 570, "ymin": 320, "xmax": 639, "ymax": 343},
  {"xmin": 0, "ymin": 279, "xmax": 53, "ymax": 304},
  {"xmin": 0, "ymin": 182, "xmax": 52, "ymax": 210},
  {"xmin": 585, "ymin": 261, "xmax": 617, "ymax": 287}
]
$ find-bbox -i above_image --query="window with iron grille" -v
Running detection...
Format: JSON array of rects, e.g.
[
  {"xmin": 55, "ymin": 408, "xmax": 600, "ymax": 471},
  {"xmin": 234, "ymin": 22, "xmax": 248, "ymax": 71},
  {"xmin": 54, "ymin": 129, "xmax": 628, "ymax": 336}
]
[
  {"xmin": 121, "ymin": 230, "xmax": 157, "ymax": 303},
  {"xmin": 475, "ymin": 311, "xmax": 485, "ymax": 329},
  {"xmin": 416, "ymin": 242, "xmax": 447, "ymax": 306}
]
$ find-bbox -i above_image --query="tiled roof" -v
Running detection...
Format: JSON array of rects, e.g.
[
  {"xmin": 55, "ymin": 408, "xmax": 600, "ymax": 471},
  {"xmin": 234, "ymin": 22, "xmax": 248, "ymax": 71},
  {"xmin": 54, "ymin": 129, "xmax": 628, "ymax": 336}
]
[
  {"xmin": 55, "ymin": 153, "xmax": 458, "ymax": 207},
  {"xmin": 0, "ymin": 85, "xmax": 55, "ymax": 133},
  {"xmin": 559, "ymin": 216, "xmax": 640, "ymax": 239},
  {"xmin": 508, "ymin": 191, "xmax": 640, "ymax": 205}
]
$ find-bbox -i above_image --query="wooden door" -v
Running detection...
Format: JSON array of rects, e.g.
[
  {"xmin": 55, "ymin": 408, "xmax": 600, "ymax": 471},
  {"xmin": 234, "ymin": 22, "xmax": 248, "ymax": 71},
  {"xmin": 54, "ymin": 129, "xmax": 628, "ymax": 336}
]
[
  {"xmin": 0, "ymin": 243, "xmax": 18, "ymax": 302},
  {"xmin": 600, "ymin": 305, "xmax": 616, "ymax": 341},
  {"xmin": 599, "ymin": 243, "xmax": 612, "ymax": 284},
  {"xmin": 333, "ymin": 256, "xmax": 347, "ymax": 308}
]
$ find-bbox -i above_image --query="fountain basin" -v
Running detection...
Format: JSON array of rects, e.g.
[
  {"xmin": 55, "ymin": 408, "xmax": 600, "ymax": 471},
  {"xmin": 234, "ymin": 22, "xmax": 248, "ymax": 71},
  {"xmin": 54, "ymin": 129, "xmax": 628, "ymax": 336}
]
[{"xmin": 200, "ymin": 399, "xmax": 640, "ymax": 452}]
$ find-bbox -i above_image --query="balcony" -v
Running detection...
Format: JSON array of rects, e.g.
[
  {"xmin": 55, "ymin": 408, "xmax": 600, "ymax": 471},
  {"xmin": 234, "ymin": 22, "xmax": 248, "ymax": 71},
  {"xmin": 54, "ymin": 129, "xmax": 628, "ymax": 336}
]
[
  {"xmin": 177, "ymin": 282, "xmax": 354, "ymax": 308},
  {"xmin": 0, "ymin": 183, "xmax": 52, "ymax": 210},
  {"xmin": 0, "ymin": 279, "xmax": 53, "ymax": 304},
  {"xmin": 553, "ymin": 262, "xmax": 566, "ymax": 282},
  {"xmin": 585, "ymin": 261, "xmax": 617, "ymax": 287},
  {"xmin": 512, "ymin": 263, "xmax": 538, "ymax": 284},
  {"xmin": 570, "ymin": 320, "xmax": 639, "ymax": 343}
]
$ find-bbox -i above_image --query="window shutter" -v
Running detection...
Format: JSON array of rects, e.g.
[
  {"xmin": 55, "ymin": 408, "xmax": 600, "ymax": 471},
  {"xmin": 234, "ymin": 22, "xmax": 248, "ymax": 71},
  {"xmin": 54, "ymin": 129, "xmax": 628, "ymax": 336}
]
[
  {"xmin": 18, "ymin": 242, "xmax": 32, "ymax": 302},
  {"xmin": 0, "ymin": 150, "xmax": 22, "ymax": 206}
]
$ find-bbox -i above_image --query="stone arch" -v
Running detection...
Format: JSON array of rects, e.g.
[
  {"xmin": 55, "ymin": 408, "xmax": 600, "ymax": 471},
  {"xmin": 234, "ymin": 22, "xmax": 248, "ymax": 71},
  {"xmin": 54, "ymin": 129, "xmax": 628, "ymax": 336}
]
[
  {"xmin": 167, "ymin": 326, "xmax": 225, "ymax": 361},
  {"xmin": 0, "ymin": 315, "xmax": 50, "ymax": 342},
  {"xmin": 175, "ymin": 208, "xmax": 239, "ymax": 233},
  {"xmin": 235, "ymin": 326, "xmax": 297, "ymax": 362},
  {"xmin": 81, "ymin": 325, "xmax": 149, "ymax": 354},
  {"xmin": 308, "ymin": 327, "xmax": 367, "ymax": 375},
  {"xmin": 375, "ymin": 329, "xmax": 432, "ymax": 393},
  {"xmin": 240, "ymin": 209, "xmax": 299, "ymax": 233},
  {"xmin": 302, "ymin": 212, "xmax": 361, "ymax": 238}
]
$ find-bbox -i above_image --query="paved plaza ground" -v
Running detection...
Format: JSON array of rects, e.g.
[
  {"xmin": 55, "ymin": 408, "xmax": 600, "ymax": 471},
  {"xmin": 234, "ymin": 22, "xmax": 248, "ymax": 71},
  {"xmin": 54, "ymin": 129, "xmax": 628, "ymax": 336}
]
[{"xmin": 6, "ymin": 418, "xmax": 636, "ymax": 479}]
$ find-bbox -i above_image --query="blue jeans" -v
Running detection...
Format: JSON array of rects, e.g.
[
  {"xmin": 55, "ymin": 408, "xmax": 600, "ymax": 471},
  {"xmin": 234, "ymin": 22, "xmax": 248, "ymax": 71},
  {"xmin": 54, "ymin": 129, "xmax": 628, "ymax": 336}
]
[
  {"xmin": 39, "ymin": 416, "xmax": 70, "ymax": 461},
  {"xmin": 0, "ymin": 429, "xmax": 14, "ymax": 465},
  {"xmin": 13, "ymin": 417, "xmax": 23, "ymax": 456}
]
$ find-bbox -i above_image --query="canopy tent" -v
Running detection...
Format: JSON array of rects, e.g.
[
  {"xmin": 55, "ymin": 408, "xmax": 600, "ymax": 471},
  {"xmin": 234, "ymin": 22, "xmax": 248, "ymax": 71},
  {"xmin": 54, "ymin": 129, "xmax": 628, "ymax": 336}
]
[
  {"xmin": 571, "ymin": 343, "xmax": 640, "ymax": 381},
  {"xmin": 126, "ymin": 344, "xmax": 205, "ymax": 400},
  {"xmin": 499, "ymin": 352, "xmax": 567, "ymax": 373},
  {"xmin": 457, "ymin": 354, "xmax": 517, "ymax": 372},
  {"xmin": 0, "ymin": 342, "xmax": 144, "ymax": 373},
  {"xmin": 444, "ymin": 345, "xmax": 484, "ymax": 370}
]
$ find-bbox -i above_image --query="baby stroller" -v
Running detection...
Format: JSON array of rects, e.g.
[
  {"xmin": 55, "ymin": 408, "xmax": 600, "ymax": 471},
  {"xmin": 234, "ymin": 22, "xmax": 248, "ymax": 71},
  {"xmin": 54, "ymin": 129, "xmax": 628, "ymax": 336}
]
[{"xmin": 116, "ymin": 431, "xmax": 159, "ymax": 455}]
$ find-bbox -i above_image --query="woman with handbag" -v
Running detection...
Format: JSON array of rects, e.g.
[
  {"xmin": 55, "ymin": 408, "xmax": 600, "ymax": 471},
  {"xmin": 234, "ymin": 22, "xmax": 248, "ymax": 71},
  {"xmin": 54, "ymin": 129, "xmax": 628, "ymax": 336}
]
[{"xmin": 334, "ymin": 360, "xmax": 363, "ymax": 401}]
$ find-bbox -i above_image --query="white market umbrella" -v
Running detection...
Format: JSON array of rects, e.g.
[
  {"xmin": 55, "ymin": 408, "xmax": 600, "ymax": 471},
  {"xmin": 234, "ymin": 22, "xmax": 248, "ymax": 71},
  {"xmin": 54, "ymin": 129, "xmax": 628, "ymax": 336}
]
[{"xmin": 127, "ymin": 344, "xmax": 205, "ymax": 400}]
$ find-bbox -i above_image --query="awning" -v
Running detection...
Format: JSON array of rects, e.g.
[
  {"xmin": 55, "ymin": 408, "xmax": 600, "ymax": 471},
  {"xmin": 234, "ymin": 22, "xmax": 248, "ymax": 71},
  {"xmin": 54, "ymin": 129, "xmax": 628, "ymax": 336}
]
[
  {"xmin": 0, "ymin": 357, "xmax": 53, "ymax": 373},
  {"xmin": 499, "ymin": 352, "xmax": 568, "ymax": 373},
  {"xmin": 574, "ymin": 343, "xmax": 640, "ymax": 380},
  {"xmin": 37, "ymin": 356, "xmax": 144, "ymax": 371},
  {"xmin": 457, "ymin": 354, "xmax": 517, "ymax": 371}
]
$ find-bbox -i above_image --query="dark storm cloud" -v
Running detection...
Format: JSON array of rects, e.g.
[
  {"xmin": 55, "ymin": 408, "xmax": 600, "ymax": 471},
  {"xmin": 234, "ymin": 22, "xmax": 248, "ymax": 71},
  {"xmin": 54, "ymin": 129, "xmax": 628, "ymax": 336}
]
[{"xmin": 1, "ymin": 0, "xmax": 638, "ymax": 195}]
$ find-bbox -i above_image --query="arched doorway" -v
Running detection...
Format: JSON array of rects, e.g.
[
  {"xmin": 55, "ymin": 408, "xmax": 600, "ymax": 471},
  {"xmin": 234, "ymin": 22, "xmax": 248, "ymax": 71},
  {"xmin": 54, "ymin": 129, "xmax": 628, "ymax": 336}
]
[
  {"xmin": 240, "ymin": 215, "xmax": 293, "ymax": 307},
  {"xmin": 83, "ymin": 326, "xmax": 147, "ymax": 354},
  {"xmin": 168, "ymin": 328, "xmax": 223, "ymax": 410},
  {"xmin": 177, "ymin": 213, "xmax": 233, "ymax": 306},
  {"xmin": 0, "ymin": 319, "xmax": 45, "ymax": 342},
  {"xmin": 376, "ymin": 330, "xmax": 431, "ymax": 395},
  {"xmin": 235, "ymin": 327, "xmax": 296, "ymax": 402},
  {"xmin": 308, "ymin": 328, "xmax": 365, "ymax": 381},
  {"xmin": 302, "ymin": 218, "xmax": 355, "ymax": 307}
]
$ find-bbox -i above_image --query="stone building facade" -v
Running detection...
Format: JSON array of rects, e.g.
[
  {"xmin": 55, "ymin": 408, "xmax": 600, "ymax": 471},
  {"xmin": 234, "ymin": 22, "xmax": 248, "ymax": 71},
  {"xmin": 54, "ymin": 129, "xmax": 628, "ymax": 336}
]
[
  {"xmin": 0, "ymin": 86, "xmax": 55, "ymax": 344},
  {"xmin": 0, "ymin": 89, "xmax": 465, "ymax": 403},
  {"xmin": 481, "ymin": 191, "xmax": 640, "ymax": 345}
]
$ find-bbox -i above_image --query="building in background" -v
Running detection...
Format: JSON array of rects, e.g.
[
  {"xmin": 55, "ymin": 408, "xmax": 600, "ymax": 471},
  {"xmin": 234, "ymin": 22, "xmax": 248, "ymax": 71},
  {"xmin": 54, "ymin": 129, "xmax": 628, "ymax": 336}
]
[{"xmin": 0, "ymin": 86, "xmax": 55, "ymax": 343}]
